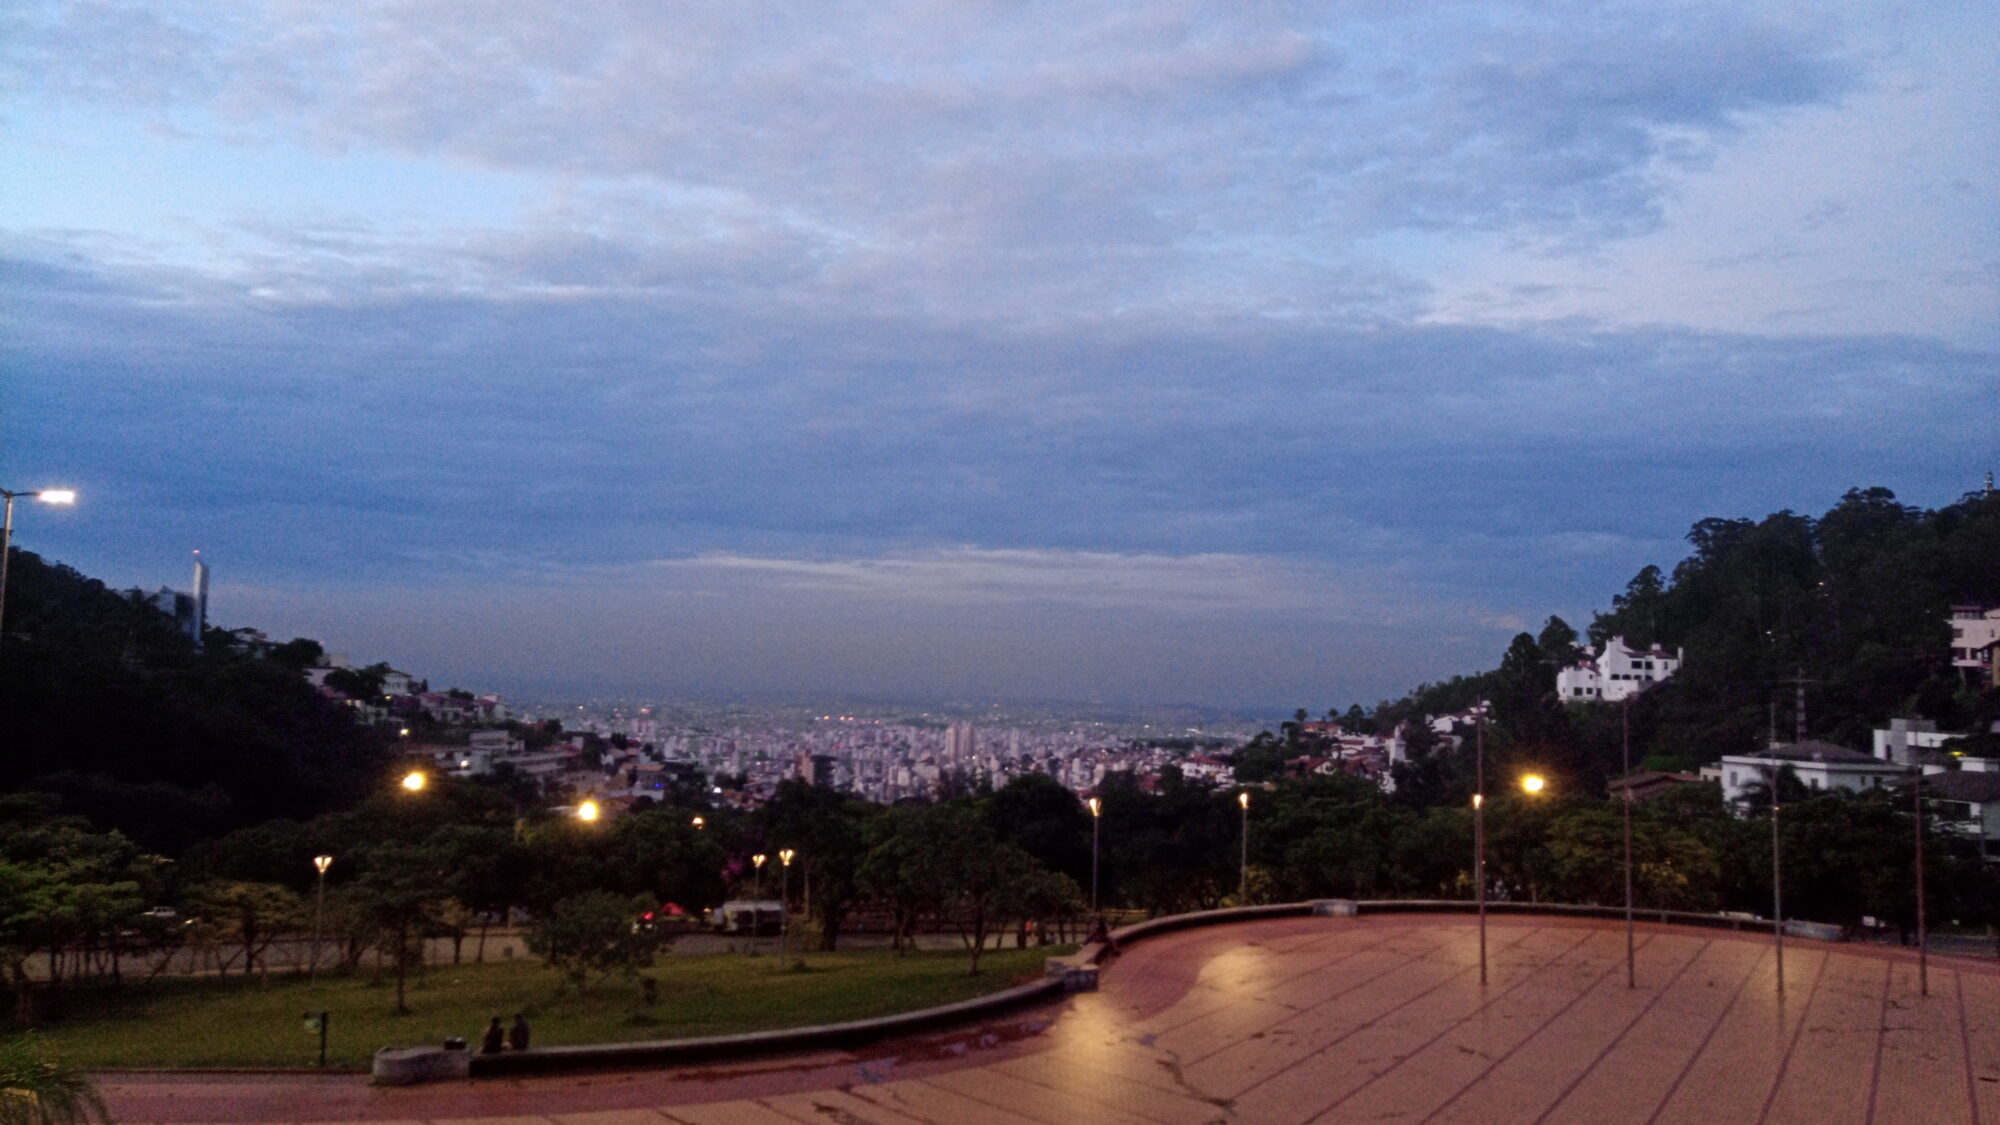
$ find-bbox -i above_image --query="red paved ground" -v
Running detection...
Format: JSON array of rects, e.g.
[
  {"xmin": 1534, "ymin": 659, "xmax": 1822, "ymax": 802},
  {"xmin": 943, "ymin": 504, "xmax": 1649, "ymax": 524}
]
[{"xmin": 99, "ymin": 915, "xmax": 2000, "ymax": 1124}]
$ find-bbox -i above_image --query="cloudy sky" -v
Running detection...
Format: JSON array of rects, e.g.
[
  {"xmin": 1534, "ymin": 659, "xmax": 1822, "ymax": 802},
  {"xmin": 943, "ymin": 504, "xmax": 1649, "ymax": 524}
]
[{"xmin": 3, "ymin": 1, "xmax": 1995, "ymax": 710}]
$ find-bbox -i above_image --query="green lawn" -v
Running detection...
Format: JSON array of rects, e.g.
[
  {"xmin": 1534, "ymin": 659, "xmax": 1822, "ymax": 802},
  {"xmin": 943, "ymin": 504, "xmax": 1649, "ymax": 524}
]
[{"xmin": 16, "ymin": 945, "xmax": 1072, "ymax": 1071}]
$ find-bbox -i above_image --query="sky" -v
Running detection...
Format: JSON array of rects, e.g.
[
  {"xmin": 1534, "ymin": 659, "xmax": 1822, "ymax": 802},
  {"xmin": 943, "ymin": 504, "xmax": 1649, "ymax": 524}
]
[{"xmin": 3, "ymin": 0, "xmax": 1996, "ymax": 711}]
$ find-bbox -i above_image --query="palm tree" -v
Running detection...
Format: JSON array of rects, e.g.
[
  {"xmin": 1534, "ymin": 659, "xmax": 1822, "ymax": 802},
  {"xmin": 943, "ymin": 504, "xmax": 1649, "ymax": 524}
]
[{"xmin": 0, "ymin": 1036, "xmax": 109, "ymax": 1125}]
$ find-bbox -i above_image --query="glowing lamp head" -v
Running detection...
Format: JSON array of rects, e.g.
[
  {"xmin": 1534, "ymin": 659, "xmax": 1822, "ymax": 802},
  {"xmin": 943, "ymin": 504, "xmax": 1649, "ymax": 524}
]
[
  {"xmin": 691, "ymin": 816, "xmax": 705, "ymax": 830},
  {"xmin": 35, "ymin": 489, "xmax": 77, "ymax": 505},
  {"xmin": 577, "ymin": 800, "xmax": 601, "ymax": 822},
  {"xmin": 1087, "ymin": 797, "xmax": 1101, "ymax": 817},
  {"xmin": 313, "ymin": 855, "xmax": 333, "ymax": 875},
  {"xmin": 753, "ymin": 853, "xmax": 767, "ymax": 870},
  {"xmin": 1472, "ymin": 793, "xmax": 1484, "ymax": 810},
  {"xmin": 1521, "ymin": 774, "xmax": 1547, "ymax": 795},
  {"xmin": 779, "ymin": 848, "xmax": 795, "ymax": 867},
  {"xmin": 1238, "ymin": 791, "xmax": 1250, "ymax": 810},
  {"xmin": 400, "ymin": 770, "xmax": 427, "ymax": 793}
]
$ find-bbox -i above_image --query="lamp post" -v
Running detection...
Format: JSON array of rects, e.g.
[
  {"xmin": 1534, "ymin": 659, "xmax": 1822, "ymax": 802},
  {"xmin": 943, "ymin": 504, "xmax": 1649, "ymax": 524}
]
[
  {"xmin": 1914, "ymin": 762, "xmax": 1928, "ymax": 997},
  {"xmin": 308, "ymin": 855, "xmax": 333, "ymax": 985},
  {"xmin": 1621, "ymin": 700, "xmax": 1636, "ymax": 990},
  {"xmin": 1087, "ymin": 797, "xmax": 1102, "ymax": 915},
  {"xmin": 778, "ymin": 848, "xmax": 795, "ymax": 961},
  {"xmin": 1474, "ymin": 710, "xmax": 1487, "ymax": 986},
  {"xmin": 1768, "ymin": 753, "xmax": 1785, "ymax": 997},
  {"xmin": 400, "ymin": 770, "xmax": 427, "ymax": 793},
  {"xmin": 1238, "ymin": 791, "xmax": 1251, "ymax": 903},
  {"xmin": 751, "ymin": 853, "xmax": 767, "ymax": 956},
  {"xmin": 576, "ymin": 799, "xmax": 601, "ymax": 823},
  {"xmin": 0, "ymin": 487, "xmax": 77, "ymax": 649}
]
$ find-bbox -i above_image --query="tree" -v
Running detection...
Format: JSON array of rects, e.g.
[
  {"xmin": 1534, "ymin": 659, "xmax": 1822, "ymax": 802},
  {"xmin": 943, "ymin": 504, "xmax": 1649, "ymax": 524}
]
[
  {"xmin": 757, "ymin": 780, "xmax": 872, "ymax": 951},
  {"xmin": 983, "ymin": 774, "xmax": 1090, "ymax": 888},
  {"xmin": 352, "ymin": 844, "xmax": 448, "ymax": 1014},
  {"xmin": 181, "ymin": 881, "xmax": 302, "ymax": 983},
  {"xmin": 525, "ymin": 891, "xmax": 659, "ymax": 993}
]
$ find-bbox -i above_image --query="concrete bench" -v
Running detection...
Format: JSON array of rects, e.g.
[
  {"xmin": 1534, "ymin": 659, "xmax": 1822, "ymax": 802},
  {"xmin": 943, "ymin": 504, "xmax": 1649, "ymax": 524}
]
[{"xmin": 372, "ymin": 1044, "xmax": 469, "ymax": 1085}]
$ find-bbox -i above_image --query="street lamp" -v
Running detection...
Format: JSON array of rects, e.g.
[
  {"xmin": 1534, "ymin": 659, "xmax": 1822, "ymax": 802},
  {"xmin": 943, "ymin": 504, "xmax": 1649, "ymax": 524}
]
[
  {"xmin": 1087, "ymin": 797, "xmax": 1102, "ymax": 915},
  {"xmin": 779, "ymin": 848, "xmax": 796, "ymax": 960},
  {"xmin": 308, "ymin": 855, "xmax": 333, "ymax": 985},
  {"xmin": 576, "ymin": 799, "xmax": 601, "ymax": 823},
  {"xmin": 0, "ymin": 487, "xmax": 77, "ymax": 650},
  {"xmin": 1766, "ymin": 753, "xmax": 1785, "ymax": 997},
  {"xmin": 1520, "ymin": 774, "xmax": 1547, "ymax": 795},
  {"xmin": 1474, "ymin": 710, "xmax": 1487, "ymax": 986},
  {"xmin": 750, "ymin": 852, "xmax": 768, "ymax": 956},
  {"xmin": 1620, "ymin": 700, "xmax": 1636, "ymax": 990},
  {"xmin": 691, "ymin": 815, "xmax": 705, "ymax": 830},
  {"xmin": 1913, "ymin": 762, "xmax": 1928, "ymax": 997},
  {"xmin": 400, "ymin": 770, "xmax": 427, "ymax": 793},
  {"xmin": 1238, "ymin": 791, "xmax": 1251, "ymax": 903}
]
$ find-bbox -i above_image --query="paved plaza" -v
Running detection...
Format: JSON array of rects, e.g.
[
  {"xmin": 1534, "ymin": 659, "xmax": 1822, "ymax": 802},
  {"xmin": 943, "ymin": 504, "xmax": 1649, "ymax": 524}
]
[{"xmin": 103, "ymin": 914, "xmax": 2000, "ymax": 1124}]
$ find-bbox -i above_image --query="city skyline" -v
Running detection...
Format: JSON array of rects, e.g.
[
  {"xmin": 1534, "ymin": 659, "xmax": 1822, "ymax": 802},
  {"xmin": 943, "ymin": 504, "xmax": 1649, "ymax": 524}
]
[{"xmin": 5, "ymin": 1, "xmax": 1995, "ymax": 708}]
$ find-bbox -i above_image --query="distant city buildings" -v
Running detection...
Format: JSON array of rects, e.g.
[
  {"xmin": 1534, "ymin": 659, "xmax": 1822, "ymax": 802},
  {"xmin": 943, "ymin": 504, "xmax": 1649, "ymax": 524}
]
[{"xmin": 1556, "ymin": 636, "xmax": 1682, "ymax": 703}]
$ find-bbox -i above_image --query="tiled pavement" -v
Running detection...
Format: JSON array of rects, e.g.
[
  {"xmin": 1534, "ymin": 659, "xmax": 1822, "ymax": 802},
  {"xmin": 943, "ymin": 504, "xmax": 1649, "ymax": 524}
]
[{"xmin": 102, "ymin": 915, "xmax": 2000, "ymax": 1124}]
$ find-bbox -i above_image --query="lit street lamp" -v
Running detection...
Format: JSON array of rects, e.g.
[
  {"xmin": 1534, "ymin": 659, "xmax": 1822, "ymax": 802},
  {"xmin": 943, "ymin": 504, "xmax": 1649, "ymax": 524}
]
[
  {"xmin": 1474, "ymin": 710, "xmax": 1487, "ymax": 986},
  {"xmin": 750, "ymin": 852, "xmax": 768, "ymax": 957},
  {"xmin": 779, "ymin": 848, "xmax": 796, "ymax": 960},
  {"xmin": 400, "ymin": 770, "xmax": 427, "ymax": 793},
  {"xmin": 308, "ymin": 855, "xmax": 333, "ymax": 985},
  {"xmin": 691, "ymin": 815, "xmax": 705, "ymax": 830},
  {"xmin": 1237, "ymin": 791, "xmax": 1251, "ymax": 903},
  {"xmin": 576, "ymin": 799, "xmax": 601, "ymax": 823},
  {"xmin": 1520, "ymin": 773, "xmax": 1547, "ymax": 795},
  {"xmin": 1087, "ymin": 797, "xmax": 1102, "ymax": 916},
  {"xmin": 0, "ymin": 487, "xmax": 77, "ymax": 650}
]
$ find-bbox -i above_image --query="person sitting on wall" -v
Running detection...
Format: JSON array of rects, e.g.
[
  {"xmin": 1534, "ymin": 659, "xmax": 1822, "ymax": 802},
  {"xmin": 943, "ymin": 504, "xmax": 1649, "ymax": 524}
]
[{"xmin": 481, "ymin": 1017, "xmax": 505, "ymax": 1054}]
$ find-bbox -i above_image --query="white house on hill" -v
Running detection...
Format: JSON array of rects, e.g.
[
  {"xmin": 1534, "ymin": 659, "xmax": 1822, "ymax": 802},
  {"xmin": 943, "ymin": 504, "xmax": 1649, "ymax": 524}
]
[
  {"xmin": 1717, "ymin": 740, "xmax": 1909, "ymax": 809},
  {"xmin": 1557, "ymin": 636, "xmax": 1683, "ymax": 703}
]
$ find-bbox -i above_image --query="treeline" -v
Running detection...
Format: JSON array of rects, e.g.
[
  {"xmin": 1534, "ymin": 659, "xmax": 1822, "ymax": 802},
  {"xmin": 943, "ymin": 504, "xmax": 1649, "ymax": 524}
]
[
  {"xmin": 9, "ymin": 759, "xmax": 1996, "ymax": 1027},
  {"xmin": 0, "ymin": 550, "xmax": 396, "ymax": 851},
  {"xmin": 1298, "ymin": 487, "xmax": 2000, "ymax": 801}
]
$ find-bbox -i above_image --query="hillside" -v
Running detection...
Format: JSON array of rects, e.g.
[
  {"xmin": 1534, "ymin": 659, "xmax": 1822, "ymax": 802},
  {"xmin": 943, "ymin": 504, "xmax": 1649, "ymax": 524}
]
[
  {"xmin": 0, "ymin": 549, "xmax": 393, "ymax": 852},
  {"xmin": 1368, "ymin": 486, "xmax": 2000, "ymax": 798}
]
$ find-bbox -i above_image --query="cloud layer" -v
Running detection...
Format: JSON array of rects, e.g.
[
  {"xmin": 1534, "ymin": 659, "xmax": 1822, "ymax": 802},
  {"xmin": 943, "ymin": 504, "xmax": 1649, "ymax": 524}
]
[{"xmin": 3, "ymin": 0, "xmax": 1995, "ymax": 707}]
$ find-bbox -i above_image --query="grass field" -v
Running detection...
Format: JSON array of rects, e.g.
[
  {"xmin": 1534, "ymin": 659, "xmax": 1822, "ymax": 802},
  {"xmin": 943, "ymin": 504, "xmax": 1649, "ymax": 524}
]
[{"xmin": 15, "ymin": 944, "xmax": 1072, "ymax": 1071}]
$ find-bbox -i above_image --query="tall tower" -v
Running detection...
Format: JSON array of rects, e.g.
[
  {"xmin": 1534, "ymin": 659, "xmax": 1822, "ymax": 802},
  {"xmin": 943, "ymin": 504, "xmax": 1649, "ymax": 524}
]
[{"xmin": 189, "ymin": 551, "xmax": 209, "ymax": 648}]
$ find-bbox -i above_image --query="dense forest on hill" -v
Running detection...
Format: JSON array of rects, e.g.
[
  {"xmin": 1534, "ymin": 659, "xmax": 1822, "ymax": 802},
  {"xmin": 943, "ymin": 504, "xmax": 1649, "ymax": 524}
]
[
  {"xmin": 1353, "ymin": 486, "xmax": 2000, "ymax": 800},
  {"xmin": 0, "ymin": 550, "xmax": 393, "ymax": 852}
]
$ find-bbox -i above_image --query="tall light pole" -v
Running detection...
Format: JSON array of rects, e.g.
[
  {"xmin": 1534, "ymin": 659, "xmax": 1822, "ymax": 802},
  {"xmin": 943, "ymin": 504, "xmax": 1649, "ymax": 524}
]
[
  {"xmin": 1087, "ymin": 797, "xmax": 1102, "ymax": 915},
  {"xmin": 1474, "ymin": 710, "xmax": 1487, "ymax": 986},
  {"xmin": 1238, "ymin": 791, "xmax": 1251, "ymax": 903},
  {"xmin": 751, "ymin": 853, "xmax": 767, "ymax": 955},
  {"xmin": 0, "ymin": 487, "xmax": 77, "ymax": 649},
  {"xmin": 1768, "ymin": 752, "xmax": 1785, "ymax": 997},
  {"xmin": 309, "ymin": 855, "xmax": 333, "ymax": 986},
  {"xmin": 778, "ymin": 849, "xmax": 796, "ymax": 961},
  {"xmin": 1621, "ymin": 699, "xmax": 1636, "ymax": 990},
  {"xmin": 1914, "ymin": 762, "xmax": 1928, "ymax": 997}
]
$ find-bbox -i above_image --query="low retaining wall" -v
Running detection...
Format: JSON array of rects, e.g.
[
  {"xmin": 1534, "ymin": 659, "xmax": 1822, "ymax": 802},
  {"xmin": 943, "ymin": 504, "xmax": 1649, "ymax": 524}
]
[
  {"xmin": 459, "ymin": 974, "xmax": 1063, "ymax": 1080},
  {"xmin": 378, "ymin": 900, "xmax": 1851, "ymax": 1083}
]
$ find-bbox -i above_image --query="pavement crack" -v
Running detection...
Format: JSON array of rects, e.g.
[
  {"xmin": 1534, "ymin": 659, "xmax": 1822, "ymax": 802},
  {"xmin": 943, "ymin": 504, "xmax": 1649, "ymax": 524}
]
[{"xmin": 1151, "ymin": 1043, "xmax": 1237, "ymax": 1118}]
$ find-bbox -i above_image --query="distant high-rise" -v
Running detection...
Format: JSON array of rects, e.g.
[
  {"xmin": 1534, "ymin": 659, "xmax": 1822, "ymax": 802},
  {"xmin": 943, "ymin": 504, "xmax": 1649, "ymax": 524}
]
[
  {"xmin": 946, "ymin": 721, "xmax": 976, "ymax": 767},
  {"xmin": 189, "ymin": 552, "xmax": 209, "ymax": 649}
]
